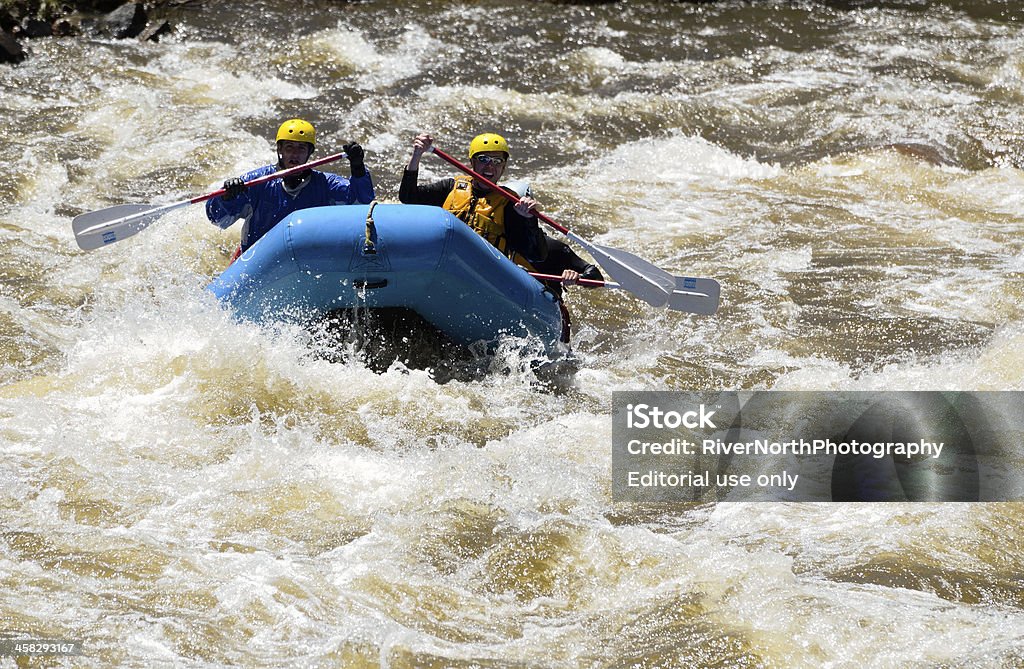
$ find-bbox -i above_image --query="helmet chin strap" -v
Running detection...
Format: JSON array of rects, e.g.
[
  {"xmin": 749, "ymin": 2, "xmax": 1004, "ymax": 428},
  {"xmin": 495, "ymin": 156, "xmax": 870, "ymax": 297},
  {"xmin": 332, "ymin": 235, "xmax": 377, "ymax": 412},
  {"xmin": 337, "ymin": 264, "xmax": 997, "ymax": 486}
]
[
  {"xmin": 277, "ymin": 145, "xmax": 315, "ymax": 189},
  {"xmin": 276, "ymin": 143, "xmax": 315, "ymax": 165},
  {"xmin": 282, "ymin": 169, "xmax": 311, "ymax": 192}
]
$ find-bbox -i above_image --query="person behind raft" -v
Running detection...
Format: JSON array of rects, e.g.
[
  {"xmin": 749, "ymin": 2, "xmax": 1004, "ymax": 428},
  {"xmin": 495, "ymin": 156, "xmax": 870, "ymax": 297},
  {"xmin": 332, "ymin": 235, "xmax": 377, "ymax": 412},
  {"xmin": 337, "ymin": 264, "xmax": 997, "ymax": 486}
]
[
  {"xmin": 206, "ymin": 118, "xmax": 375, "ymax": 258},
  {"xmin": 500, "ymin": 179, "xmax": 604, "ymax": 342},
  {"xmin": 398, "ymin": 132, "xmax": 547, "ymax": 268},
  {"xmin": 532, "ymin": 234, "xmax": 604, "ymax": 343}
]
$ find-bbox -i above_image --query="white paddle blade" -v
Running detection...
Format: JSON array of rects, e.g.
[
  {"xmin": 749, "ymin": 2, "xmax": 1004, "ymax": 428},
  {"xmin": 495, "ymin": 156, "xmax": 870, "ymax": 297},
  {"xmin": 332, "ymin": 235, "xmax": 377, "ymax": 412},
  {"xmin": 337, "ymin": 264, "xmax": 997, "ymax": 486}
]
[
  {"xmin": 668, "ymin": 276, "xmax": 721, "ymax": 315},
  {"xmin": 583, "ymin": 241, "xmax": 675, "ymax": 307},
  {"xmin": 72, "ymin": 204, "xmax": 162, "ymax": 250}
]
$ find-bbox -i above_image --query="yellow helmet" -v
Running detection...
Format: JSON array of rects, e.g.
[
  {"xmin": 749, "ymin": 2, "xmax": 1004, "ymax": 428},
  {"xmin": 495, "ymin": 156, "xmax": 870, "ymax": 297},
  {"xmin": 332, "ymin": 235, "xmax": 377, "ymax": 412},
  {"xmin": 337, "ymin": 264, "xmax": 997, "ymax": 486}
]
[
  {"xmin": 276, "ymin": 119, "xmax": 316, "ymax": 147},
  {"xmin": 469, "ymin": 133, "xmax": 509, "ymax": 159}
]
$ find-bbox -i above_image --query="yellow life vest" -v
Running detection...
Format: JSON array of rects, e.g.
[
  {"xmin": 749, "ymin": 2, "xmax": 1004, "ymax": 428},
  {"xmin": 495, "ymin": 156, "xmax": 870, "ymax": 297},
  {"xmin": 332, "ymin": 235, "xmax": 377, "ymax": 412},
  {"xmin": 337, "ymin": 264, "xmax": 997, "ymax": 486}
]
[{"xmin": 443, "ymin": 174, "xmax": 512, "ymax": 256}]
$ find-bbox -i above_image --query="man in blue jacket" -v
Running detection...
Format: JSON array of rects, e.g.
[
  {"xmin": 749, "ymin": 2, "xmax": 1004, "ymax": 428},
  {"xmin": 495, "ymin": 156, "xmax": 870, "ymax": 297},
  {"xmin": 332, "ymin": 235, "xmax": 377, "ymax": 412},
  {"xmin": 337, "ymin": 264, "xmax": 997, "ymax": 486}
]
[{"xmin": 207, "ymin": 119, "xmax": 375, "ymax": 255}]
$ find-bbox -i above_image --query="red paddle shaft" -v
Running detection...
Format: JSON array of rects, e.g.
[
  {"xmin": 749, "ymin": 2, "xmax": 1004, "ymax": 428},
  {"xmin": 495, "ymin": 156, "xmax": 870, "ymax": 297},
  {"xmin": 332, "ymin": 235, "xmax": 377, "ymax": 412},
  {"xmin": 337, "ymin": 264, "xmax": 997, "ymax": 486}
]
[
  {"xmin": 190, "ymin": 150, "xmax": 350, "ymax": 204},
  {"xmin": 528, "ymin": 271, "xmax": 604, "ymax": 287}
]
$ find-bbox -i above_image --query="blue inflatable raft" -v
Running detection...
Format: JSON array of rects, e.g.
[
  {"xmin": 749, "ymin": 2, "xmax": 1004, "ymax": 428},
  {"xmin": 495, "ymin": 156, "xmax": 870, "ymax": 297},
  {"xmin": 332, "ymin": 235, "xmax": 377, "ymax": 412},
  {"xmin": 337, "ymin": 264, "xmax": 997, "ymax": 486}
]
[{"xmin": 208, "ymin": 203, "xmax": 565, "ymax": 355}]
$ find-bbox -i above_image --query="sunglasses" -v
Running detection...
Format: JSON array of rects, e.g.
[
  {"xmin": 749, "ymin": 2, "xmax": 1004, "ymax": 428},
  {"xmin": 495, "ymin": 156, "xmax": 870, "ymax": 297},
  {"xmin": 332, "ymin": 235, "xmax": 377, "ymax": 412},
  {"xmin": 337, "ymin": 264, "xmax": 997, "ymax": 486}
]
[{"xmin": 473, "ymin": 155, "xmax": 505, "ymax": 166}]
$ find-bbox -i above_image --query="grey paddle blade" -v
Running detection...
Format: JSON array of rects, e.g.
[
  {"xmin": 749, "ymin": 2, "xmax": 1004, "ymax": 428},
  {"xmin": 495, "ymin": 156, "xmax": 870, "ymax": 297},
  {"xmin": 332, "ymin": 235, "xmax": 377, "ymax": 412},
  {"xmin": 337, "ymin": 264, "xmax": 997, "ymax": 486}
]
[
  {"xmin": 72, "ymin": 204, "xmax": 162, "ymax": 250},
  {"xmin": 580, "ymin": 239, "xmax": 675, "ymax": 307},
  {"xmin": 668, "ymin": 276, "xmax": 721, "ymax": 315}
]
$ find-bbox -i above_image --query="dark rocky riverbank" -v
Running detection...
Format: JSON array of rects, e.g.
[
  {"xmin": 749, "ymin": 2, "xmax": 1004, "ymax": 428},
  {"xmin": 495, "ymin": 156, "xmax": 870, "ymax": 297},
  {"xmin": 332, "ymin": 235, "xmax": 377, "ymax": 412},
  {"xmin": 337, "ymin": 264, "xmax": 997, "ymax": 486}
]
[{"xmin": 0, "ymin": 0, "xmax": 183, "ymax": 62}]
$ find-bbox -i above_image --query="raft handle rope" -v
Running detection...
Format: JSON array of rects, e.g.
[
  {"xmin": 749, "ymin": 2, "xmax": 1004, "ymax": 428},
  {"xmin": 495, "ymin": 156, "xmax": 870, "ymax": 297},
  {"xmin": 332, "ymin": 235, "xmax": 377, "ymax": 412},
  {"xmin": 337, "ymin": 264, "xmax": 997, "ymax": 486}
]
[{"xmin": 363, "ymin": 200, "xmax": 378, "ymax": 255}]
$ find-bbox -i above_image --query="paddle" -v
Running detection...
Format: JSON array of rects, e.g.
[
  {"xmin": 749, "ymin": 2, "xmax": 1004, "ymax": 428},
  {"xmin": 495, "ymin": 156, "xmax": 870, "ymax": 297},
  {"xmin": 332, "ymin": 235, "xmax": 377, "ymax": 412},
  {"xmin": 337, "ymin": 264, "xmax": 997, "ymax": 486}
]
[
  {"xmin": 428, "ymin": 146, "xmax": 689, "ymax": 309},
  {"xmin": 529, "ymin": 272, "xmax": 720, "ymax": 315},
  {"xmin": 72, "ymin": 150, "xmax": 349, "ymax": 251}
]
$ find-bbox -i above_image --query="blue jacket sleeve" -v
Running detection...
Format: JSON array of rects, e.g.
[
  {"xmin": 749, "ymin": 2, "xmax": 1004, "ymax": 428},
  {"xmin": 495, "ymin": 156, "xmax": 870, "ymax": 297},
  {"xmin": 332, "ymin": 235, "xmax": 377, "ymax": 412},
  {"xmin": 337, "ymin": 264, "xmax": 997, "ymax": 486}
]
[
  {"xmin": 205, "ymin": 165, "xmax": 272, "ymax": 228},
  {"xmin": 206, "ymin": 192, "xmax": 251, "ymax": 229},
  {"xmin": 346, "ymin": 170, "xmax": 375, "ymax": 204},
  {"xmin": 322, "ymin": 170, "xmax": 375, "ymax": 205}
]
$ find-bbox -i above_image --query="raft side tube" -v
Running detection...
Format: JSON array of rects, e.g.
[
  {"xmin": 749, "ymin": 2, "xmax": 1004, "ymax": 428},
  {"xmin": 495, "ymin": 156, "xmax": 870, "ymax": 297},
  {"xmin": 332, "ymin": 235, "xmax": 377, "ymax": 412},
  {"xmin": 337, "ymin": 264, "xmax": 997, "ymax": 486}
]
[{"xmin": 207, "ymin": 204, "xmax": 563, "ymax": 350}]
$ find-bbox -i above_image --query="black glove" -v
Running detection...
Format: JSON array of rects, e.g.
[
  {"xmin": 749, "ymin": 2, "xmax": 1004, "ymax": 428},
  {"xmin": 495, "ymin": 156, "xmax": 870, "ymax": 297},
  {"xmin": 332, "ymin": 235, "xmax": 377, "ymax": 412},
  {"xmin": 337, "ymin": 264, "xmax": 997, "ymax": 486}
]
[
  {"xmin": 580, "ymin": 264, "xmax": 604, "ymax": 283},
  {"xmin": 343, "ymin": 142, "xmax": 366, "ymax": 178},
  {"xmin": 221, "ymin": 177, "xmax": 245, "ymax": 201}
]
